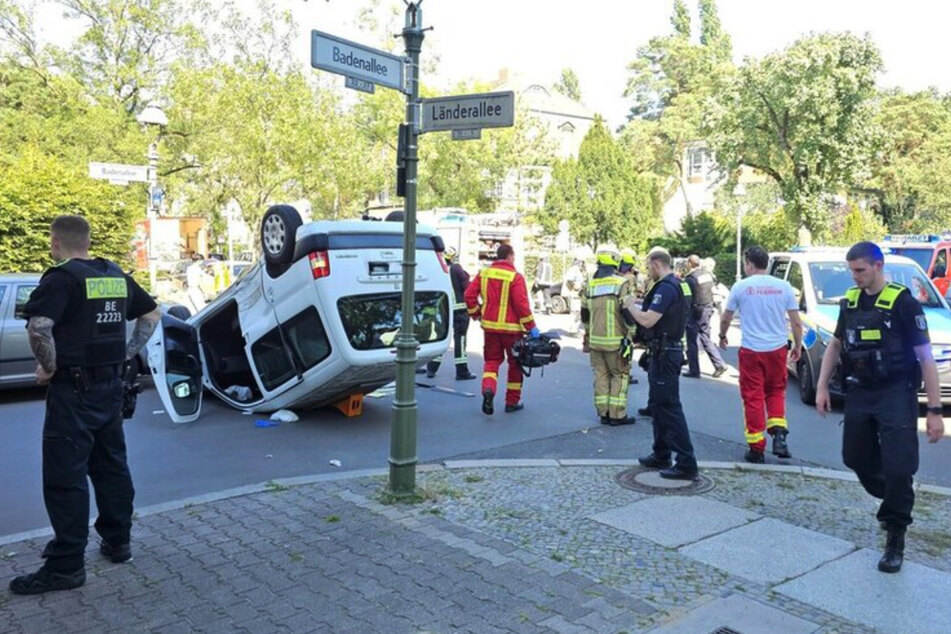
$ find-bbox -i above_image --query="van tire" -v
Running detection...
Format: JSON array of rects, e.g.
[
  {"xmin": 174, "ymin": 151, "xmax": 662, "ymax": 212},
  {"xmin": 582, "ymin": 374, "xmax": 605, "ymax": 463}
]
[
  {"xmin": 550, "ymin": 295, "xmax": 568, "ymax": 314},
  {"xmin": 261, "ymin": 205, "xmax": 302, "ymax": 266},
  {"xmin": 167, "ymin": 304, "xmax": 192, "ymax": 320},
  {"xmin": 798, "ymin": 356, "xmax": 816, "ymax": 405}
]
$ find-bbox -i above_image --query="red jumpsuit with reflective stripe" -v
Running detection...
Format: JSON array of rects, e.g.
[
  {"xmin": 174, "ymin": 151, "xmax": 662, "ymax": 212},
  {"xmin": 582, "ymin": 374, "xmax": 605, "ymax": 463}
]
[{"xmin": 464, "ymin": 260, "xmax": 536, "ymax": 406}]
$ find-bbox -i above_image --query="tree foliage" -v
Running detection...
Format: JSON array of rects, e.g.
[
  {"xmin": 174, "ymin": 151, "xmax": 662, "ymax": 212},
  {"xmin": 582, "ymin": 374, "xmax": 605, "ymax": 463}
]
[{"xmin": 553, "ymin": 67, "xmax": 582, "ymax": 103}]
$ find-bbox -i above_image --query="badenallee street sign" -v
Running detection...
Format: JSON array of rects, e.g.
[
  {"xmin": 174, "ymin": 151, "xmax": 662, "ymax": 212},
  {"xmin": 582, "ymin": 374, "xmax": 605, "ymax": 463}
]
[
  {"xmin": 421, "ymin": 91, "xmax": 515, "ymax": 134},
  {"xmin": 88, "ymin": 162, "xmax": 149, "ymax": 184},
  {"xmin": 310, "ymin": 29, "xmax": 405, "ymax": 94}
]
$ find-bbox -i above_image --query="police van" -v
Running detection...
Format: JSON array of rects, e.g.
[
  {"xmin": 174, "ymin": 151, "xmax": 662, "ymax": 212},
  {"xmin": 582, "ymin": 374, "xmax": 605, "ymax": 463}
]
[{"xmin": 148, "ymin": 206, "xmax": 453, "ymax": 423}]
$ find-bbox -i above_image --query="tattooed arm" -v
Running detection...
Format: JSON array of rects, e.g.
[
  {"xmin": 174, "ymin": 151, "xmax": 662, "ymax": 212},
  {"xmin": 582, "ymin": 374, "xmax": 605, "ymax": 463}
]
[
  {"xmin": 28, "ymin": 317, "xmax": 57, "ymax": 383},
  {"xmin": 126, "ymin": 307, "xmax": 162, "ymax": 360}
]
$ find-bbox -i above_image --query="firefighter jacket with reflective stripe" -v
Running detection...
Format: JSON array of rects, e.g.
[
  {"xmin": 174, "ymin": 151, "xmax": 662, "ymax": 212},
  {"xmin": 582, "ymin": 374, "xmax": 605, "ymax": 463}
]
[
  {"xmin": 47, "ymin": 258, "xmax": 129, "ymax": 367},
  {"xmin": 839, "ymin": 283, "xmax": 918, "ymax": 386},
  {"xmin": 642, "ymin": 274, "xmax": 692, "ymax": 343},
  {"xmin": 464, "ymin": 260, "xmax": 536, "ymax": 334},
  {"xmin": 583, "ymin": 272, "xmax": 630, "ymax": 351},
  {"xmin": 687, "ymin": 268, "xmax": 716, "ymax": 306},
  {"xmin": 449, "ymin": 262, "xmax": 470, "ymax": 312}
]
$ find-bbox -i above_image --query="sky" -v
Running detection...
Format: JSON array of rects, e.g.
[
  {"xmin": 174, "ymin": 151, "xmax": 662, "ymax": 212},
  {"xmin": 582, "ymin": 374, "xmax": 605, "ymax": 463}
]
[{"xmin": 32, "ymin": 0, "xmax": 951, "ymax": 130}]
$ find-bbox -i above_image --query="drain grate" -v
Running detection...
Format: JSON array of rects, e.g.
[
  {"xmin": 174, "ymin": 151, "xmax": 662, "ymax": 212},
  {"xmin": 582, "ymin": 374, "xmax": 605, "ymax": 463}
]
[
  {"xmin": 615, "ymin": 467, "xmax": 715, "ymax": 495},
  {"xmin": 709, "ymin": 628, "xmax": 743, "ymax": 634}
]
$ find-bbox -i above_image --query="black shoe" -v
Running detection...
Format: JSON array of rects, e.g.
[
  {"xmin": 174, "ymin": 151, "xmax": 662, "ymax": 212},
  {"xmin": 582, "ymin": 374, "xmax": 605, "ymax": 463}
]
[
  {"xmin": 425, "ymin": 371, "xmax": 436, "ymax": 379},
  {"xmin": 659, "ymin": 465, "xmax": 699, "ymax": 480},
  {"xmin": 878, "ymin": 528, "xmax": 905, "ymax": 573},
  {"xmin": 638, "ymin": 454, "xmax": 673, "ymax": 469},
  {"xmin": 771, "ymin": 429, "xmax": 791, "ymax": 459},
  {"xmin": 455, "ymin": 371, "xmax": 477, "ymax": 381},
  {"xmin": 100, "ymin": 541, "xmax": 132, "ymax": 564},
  {"xmin": 682, "ymin": 372, "xmax": 701, "ymax": 378},
  {"xmin": 712, "ymin": 367, "xmax": 728, "ymax": 378},
  {"xmin": 637, "ymin": 407, "xmax": 653, "ymax": 417},
  {"xmin": 600, "ymin": 415, "xmax": 610, "ymax": 426},
  {"xmin": 415, "ymin": 367, "xmax": 428, "ymax": 375},
  {"xmin": 481, "ymin": 390, "xmax": 494, "ymax": 415},
  {"xmin": 9, "ymin": 566, "xmax": 85, "ymax": 595},
  {"xmin": 744, "ymin": 449, "xmax": 765, "ymax": 464},
  {"xmin": 504, "ymin": 402, "xmax": 524, "ymax": 413},
  {"xmin": 607, "ymin": 416, "xmax": 636, "ymax": 426}
]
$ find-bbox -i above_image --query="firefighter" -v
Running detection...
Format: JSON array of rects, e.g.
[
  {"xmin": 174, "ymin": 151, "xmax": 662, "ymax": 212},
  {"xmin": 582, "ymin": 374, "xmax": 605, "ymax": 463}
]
[
  {"xmin": 582, "ymin": 246, "xmax": 635, "ymax": 426},
  {"xmin": 465, "ymin": 244, "xmax": 538, "ymax": 415},
  {"xmin": 816, "ymin": 241, "xmax": 944, "ymax": 573},
  {"xmin": 426, "ymin": 246, "xmax": 477, "ymax": 380}
]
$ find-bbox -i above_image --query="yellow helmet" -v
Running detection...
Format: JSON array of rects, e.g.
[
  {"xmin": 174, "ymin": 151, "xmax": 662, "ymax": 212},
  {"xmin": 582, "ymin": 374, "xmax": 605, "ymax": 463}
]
[
  {"xmin": 444, "ymin": 245, "xmax": 458, "ymax": 261},
  {"xmin": 595, "ymin": 246, "xmax": 621, "ymax": 267},
  {"xmin": 620, "ymin": 248, "xmax": 637, "ymax": 266}
]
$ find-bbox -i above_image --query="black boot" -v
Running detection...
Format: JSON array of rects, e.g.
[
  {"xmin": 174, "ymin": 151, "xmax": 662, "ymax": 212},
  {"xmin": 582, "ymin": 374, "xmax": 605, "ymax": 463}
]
[
  {"xmin": 771, "ymin": 429, "xmax": 791, "ymax": 458},
  {"xmin": 481, "ymin": 389, "xmax": 494, "ymax": 415},
  {"xmin": 878, "ymin": 527, "xmax": 905, "ymax": 573},
  {"xmin": 9, "ymin": 566, "xmax": 85, "ymax": 595}
]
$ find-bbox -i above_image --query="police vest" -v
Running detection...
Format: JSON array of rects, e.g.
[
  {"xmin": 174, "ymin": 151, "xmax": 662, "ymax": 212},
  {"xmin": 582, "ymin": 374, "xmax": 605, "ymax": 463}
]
[
  {"xmin": 688, "ymin": 269, "xmax": 715, "ymax": 306},
  {"xmin": 642, "ymin": 274, "xmax": 692, "ymax": 342},
  {"xmin": 585, "ymin": 274, "xmax": 627, "ymax": 351},
  {"xmin": 839, "ymin": 283, "xmax": 918, "ymax": 387},
  {"xmin": 49, "ymin": 259, "xmax": 129, "ymax": 367}
]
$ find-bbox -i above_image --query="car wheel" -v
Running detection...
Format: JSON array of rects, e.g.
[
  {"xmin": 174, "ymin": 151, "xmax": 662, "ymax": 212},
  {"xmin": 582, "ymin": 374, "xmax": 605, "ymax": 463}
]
[
  {"xmin": 798, "ymin": 356, "xmax": 816, "ymax": 405},
  {"xmin": 167, "ymin": 304, "xmax": 191, "ymax": 320},
  {"xmin": 261, "ymin": 204, "xmax": 302, "ymax": 266},
  {"xmin": 550, "ymin": 295, "xmax": 568, "ymax": 314}
]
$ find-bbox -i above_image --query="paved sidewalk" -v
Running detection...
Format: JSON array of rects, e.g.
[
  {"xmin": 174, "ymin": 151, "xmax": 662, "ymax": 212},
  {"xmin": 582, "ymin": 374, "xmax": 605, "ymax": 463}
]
[{"xmin": 2, "ymin": 461, "xmax": 950, "ymax": 633}]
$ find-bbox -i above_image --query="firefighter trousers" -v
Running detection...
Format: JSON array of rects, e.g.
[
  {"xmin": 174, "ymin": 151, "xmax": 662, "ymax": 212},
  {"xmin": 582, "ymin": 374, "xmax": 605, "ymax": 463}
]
[
  {"xmin": 481, "ymin": 332, "xmax": 523, "ymax": 407},
  {"xmin": 427, "ymin": 311, "xmax": 471, "ymax": 378},
  {"xmin": 842, "ymin": 383, "xmax": 919, "ymax": 529},
  {"xmin": 738, "ymin": 346, "xmax": 789, "ymax": 452},
  {"xmin": 590, "ymin": 349, "xmax": 630, "ymax": 419}
]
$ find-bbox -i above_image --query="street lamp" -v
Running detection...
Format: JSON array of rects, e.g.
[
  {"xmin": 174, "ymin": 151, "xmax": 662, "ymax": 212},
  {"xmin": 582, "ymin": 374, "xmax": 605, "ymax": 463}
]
[
  {"xmin": 733, "ymin": 182, "xmax": 747, "ymax": 283},
  {"xmin": 136, "ymin": 102, "xmax": 168, "ymax": 293}
]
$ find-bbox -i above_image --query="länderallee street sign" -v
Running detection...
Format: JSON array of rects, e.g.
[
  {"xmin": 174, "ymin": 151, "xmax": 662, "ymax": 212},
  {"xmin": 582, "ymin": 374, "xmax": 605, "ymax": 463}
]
[
  {"xmin": 421, "ymin": 91, "xmax": 515, "ymax": 133},
  {"xmin": 310, "ymin": 29, "xmax": 405, "ymax": 93}
]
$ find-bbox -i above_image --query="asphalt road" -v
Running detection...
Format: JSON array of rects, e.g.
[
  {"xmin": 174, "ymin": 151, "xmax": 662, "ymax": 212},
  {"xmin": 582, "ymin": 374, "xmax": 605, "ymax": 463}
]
[{"xmin": 3, "ymin": 314, "xmax": 950, "ymax": 538}]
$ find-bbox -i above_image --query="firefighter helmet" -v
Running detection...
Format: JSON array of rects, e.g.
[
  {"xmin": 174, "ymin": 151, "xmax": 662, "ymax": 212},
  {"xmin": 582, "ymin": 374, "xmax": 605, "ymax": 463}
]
[
  {"xmin": 444, "ymin": 245, "xmax": 458, "ymax": 261},
  {"xmin": 595, "ymin": 246, "xmax": 621, "ymax": 267}
]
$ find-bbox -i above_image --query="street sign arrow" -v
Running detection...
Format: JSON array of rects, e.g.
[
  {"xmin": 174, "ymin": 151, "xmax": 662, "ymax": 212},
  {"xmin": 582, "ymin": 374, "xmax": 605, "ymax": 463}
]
[
  {"xmin": 311, "ymin": 30, "xmax": 405, "ymax": 93},
  {"xmin": 421, "ymin": 91, "xmax": 515, "ymax": 133}
]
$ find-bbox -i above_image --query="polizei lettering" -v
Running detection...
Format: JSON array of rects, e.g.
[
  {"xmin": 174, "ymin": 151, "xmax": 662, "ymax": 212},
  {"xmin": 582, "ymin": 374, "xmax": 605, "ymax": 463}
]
[
  {"xmin": 332, "ymin": 46, "xmax": 389, "ymax": 77},
  {"xmin": 429, "ymin": 101, "xmax": 503, "ymax": 122}
]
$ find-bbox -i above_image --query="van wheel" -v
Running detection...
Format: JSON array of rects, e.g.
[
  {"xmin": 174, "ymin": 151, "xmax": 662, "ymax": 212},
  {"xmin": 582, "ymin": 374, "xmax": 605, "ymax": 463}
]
[
  {"xmin": 798, "ymin": 356, "xmax": 816, "ymax": 405},
  {"xmin": 167, "ymin": 304, "xmax": 191, "ymax": 320},
  {"xmin": 261, "ymin": 205, "xmax": 302, "ymax": 265},
  {"xmin": 550, "ymin": 295, "xmax": 568, "ymax": 314}
]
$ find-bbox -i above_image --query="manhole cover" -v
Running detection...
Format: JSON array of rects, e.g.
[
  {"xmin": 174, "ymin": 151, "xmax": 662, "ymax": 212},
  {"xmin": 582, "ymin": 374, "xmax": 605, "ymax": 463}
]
[{"xmin": 615, "ymin": 467, "xmax": 715, "ymax": 495}]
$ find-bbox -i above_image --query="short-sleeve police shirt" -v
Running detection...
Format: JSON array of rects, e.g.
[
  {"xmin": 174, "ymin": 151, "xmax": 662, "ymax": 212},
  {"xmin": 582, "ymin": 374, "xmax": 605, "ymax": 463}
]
[
  {"xmin": 648, "ymin": 277, "xmax": 679, "ymax": 316},
  {"xmin": 833, "ymin": 287, "xmax": 930, "ymax": 348},
  {"xmin": 24, "ymin": 259, "xmax": 157, "ymax": 325}
]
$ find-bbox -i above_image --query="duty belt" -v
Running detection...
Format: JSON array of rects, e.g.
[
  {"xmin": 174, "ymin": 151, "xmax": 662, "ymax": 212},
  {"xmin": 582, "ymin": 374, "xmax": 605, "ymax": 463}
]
[{"xmin": 53, "ymin": 364, "xmax": 124, "ymax": 388}]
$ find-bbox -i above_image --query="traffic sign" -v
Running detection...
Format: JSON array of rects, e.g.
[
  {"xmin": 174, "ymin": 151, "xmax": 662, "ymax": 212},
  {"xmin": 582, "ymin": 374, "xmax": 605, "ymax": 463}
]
[
  {"xmin": 89, "ymin": 162, "xmax": 149, "ymax": 183},
  {"xmin": 451, "ymin": 129, "xmax": 481, "ymax": 141},
  {"xmin": 421, "ymin": 91, "xmax": 515, "ymax": 133},
  {"xmin": 311, "ymin": 30, "xmax": 405, "ymax": 93}
]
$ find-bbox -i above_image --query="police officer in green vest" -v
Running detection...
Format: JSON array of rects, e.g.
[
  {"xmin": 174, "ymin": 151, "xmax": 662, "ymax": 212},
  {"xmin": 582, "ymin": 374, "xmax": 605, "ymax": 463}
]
[
  {"xmin": 582, "ymin": 246, "xmax": 635, "ymax": 426},
  {"xmin": 11, "ymin": 216, "xmax": 161, "ymax": 594},
  {"xmin": 625, "ymin": 247, "xmax": 699, "ymax": 479},
  {"xmin": 816, "ymin": 241, "xmax": 944, "ymax": 574}
]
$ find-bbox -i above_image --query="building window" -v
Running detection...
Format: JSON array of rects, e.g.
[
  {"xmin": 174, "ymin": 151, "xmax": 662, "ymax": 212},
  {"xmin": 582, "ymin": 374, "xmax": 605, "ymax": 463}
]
[
  {"xmin": 558, "ymin": 121, "xmax": 575, "ymax": 134},
  {"xmin": 688, "ymin": 148, "xmax": 709, "ymax": 179}
]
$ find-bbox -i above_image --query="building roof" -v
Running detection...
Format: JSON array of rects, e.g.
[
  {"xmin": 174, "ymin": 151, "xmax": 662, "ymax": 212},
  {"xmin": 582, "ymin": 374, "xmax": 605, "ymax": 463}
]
[{"xmin": 492, "ymin": 70, "xmax": 595, "ymax": 121}]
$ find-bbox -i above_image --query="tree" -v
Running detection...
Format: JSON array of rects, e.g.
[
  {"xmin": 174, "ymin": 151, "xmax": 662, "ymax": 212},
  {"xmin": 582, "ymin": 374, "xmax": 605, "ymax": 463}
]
[
  {"xmin": 707, "ymin": 32, "xmax": 883, "ymax": 238},
  {"xmin": 553, "ymin": 68, "xmax": 582, "ymax": 103},
  {"xmin": 538, "ymin": 117, "xmax": 658, "ymax": 251},
  {"xmin": 698, "ymin": 0, "xmax": 731, "ymax": 62}
]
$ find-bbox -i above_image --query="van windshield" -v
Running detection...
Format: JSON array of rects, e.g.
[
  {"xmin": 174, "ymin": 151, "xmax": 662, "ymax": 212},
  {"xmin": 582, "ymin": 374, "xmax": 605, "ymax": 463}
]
[
  {"xmin": 809, "ymin": 261, "xmax": 943, "ymax": 307},
  {"xmin": 337, "ymin": 292, "xmax": 450, "ymax": 350}
]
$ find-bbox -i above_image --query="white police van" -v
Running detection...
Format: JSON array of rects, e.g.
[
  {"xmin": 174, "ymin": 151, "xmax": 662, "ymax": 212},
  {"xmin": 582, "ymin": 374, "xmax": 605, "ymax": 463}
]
[{"xmin": 148, "ymin": 206, "xmax": 453, "ymax": 423}]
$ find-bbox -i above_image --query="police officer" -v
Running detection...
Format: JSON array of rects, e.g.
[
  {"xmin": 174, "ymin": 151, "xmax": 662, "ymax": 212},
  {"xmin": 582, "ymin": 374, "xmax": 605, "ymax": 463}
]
[
  {"xmin": 426, "ymin": 246, "xmax": 477, "ymax": 381},
  {"xmin": 11, "ymin": 216, "xmax": 161, "ymax": 595},
  {"xmin": 816, "ymin": 241, "xmax": 944, "ymax": 574},
  {"xmin": 582, "ymin": 246, "xmax": 635, "ymax": 426},
  {"xmin": 684, "ymin": 254, "xmax": 727, "ymax": 379},
  {"xmin": 625, "ymin": 248, "xmax": 699, "ymax": 480}
]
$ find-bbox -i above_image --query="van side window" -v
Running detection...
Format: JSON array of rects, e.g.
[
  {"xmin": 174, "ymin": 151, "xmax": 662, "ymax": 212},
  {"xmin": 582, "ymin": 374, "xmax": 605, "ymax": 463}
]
[
  {"xmin": 284, "ymin": 307, "xmax": 331, "ymax": 370},
  {"xmin": 250, "ymin": 307, "xmax": 332, "ymax": 391},
  {"xmin": 14, "ymin": 285, "xmax": 37, "ymax": 320},
  {"xmin": 769, "ymin": 259, "xmax": 789, "ymax": 279},
  {"xmin": 251, "ymin": 328, "xmax": 296, "ymax": 391},
  {"xmin": 787, "ymin": 262, "xmax": 804, "ymax": 305}
]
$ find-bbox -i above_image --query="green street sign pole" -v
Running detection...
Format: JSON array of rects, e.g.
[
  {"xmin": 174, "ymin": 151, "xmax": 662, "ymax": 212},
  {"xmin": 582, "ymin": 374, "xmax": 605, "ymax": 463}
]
[{"xmin": 389, "ymin": 1, "xmax": 426, "ymax": 496}]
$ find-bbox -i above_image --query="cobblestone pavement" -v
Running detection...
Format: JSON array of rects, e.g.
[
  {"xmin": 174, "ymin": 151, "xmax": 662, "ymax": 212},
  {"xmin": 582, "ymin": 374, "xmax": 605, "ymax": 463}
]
[{"xmin": 2, "ymin": 463, "xmax": 949, "ymax": 633}]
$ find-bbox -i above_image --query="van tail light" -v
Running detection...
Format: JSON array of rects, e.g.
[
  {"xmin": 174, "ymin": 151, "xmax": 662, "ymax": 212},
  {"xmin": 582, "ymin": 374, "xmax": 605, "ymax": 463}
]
[
  {"xmin": 436, "ymin": 251, "xmax": 449, "ymax": 273},
  {"xmin": 309, "ymin": 251, "xmax": 330, "ymax": 280}
]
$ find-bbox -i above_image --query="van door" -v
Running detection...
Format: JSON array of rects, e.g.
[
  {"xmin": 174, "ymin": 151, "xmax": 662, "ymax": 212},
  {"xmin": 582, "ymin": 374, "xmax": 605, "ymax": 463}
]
[
  {"xmin": 0, "ymin": 283, "xmax": 39, "ymax": 385},
  {"xmin": 147, "ymin": 313, "xmax": 203, "ymax": 423}
]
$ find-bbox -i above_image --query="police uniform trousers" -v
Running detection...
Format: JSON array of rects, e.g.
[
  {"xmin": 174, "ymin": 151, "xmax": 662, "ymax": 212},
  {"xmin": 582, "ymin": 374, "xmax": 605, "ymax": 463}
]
[
  {"xmin": 842, "ymin": 381, "xmax": 919, "ymax": 528},
  {"xmin": 427, "ymin": 310, "xmax": 471, "ymax": 377},
  {"xmin": 738, "ymin": 346, "xmax": 789, "ymax": 452},
  {"xmin": 482, "ymin": 332, "xmax": 524, "ymax": 407},
  {"xmin": 590, "ymin": 349, "xmax": 630, "ymax": 419},
  {"xmin": 648, "ymin": 345, "xmax": 697, "ymax": 470},
  {"xmin": 685, "ymin": 304, "xmax": 725, "ymax": 376},
  {"xmin": 42, "ymin": 367, "xmax": 134, "ymax": 571}
]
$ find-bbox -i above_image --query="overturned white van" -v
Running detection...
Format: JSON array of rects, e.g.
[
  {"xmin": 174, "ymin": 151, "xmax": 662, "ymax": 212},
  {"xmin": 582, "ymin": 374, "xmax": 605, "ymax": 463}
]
[{"xmin": 148, "ymin": 205, "xmax": 453, "ymax": 423}]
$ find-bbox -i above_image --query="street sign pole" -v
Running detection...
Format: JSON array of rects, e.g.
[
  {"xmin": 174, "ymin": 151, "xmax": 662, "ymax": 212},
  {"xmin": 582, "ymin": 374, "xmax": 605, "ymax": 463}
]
[{"xmin": 390, "ymin": 1, "xmax": 426, "ymax": 496}]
